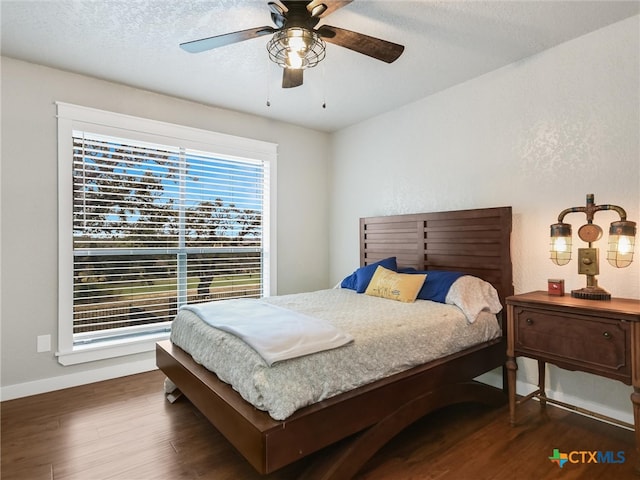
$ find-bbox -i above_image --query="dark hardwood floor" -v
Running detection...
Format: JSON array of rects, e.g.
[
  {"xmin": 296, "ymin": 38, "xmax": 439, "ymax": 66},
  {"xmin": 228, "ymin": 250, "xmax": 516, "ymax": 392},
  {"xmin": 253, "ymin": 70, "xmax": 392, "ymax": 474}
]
[{"xmin": 1, "ymin": 370, "xmax": 637, "ymax": 479}]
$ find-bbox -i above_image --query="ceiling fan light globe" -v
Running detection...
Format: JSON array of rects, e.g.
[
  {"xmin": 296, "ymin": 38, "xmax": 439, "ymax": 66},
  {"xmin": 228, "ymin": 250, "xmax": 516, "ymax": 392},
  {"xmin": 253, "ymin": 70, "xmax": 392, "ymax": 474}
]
[
  {"xmin": 286, "ymin": 51, "xmax": 304, "ymax": 69},
  {"xmin": 267, "ymin": 28, "xmax": 325, "ymax": 70},
  {"xmin": 287, "ymin": 28, "xmax": 307, "ymax": 46}
]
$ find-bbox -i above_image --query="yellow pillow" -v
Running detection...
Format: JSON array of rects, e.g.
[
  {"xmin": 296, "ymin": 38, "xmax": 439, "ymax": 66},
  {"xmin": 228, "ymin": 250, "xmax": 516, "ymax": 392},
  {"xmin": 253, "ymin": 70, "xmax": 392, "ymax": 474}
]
[{"xmin": 364, "ymin": 266, "xmax": 427, "ymax": 303}]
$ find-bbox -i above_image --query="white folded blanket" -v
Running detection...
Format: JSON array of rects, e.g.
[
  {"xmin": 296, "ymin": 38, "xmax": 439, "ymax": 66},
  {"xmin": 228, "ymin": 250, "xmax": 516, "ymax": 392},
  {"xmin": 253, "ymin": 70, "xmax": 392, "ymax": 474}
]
[{"xmin": 180, "ymin": 299, "xmax": 354, "ymax": 366}]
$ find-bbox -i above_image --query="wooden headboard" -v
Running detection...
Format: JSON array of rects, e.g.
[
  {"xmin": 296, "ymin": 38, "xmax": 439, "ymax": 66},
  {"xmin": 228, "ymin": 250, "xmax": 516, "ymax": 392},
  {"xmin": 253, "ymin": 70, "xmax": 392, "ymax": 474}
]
[{"xmin": 360, "ymin": 206, "xmax": 513, "ymax": 306}]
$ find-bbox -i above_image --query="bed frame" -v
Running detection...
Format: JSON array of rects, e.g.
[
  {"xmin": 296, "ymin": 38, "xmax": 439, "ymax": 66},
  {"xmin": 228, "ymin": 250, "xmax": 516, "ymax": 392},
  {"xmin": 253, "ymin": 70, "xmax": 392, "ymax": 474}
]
[{"xmin": 156, "ymin": 206, "xmax": 513, "ymax": 479}]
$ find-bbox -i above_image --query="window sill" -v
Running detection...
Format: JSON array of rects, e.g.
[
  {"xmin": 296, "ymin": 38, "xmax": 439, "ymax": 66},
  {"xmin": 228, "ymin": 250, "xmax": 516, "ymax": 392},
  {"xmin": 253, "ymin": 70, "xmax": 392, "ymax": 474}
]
[{"xmin": 56, "ymin": 331, "xmax": 170, "ymax": 366}]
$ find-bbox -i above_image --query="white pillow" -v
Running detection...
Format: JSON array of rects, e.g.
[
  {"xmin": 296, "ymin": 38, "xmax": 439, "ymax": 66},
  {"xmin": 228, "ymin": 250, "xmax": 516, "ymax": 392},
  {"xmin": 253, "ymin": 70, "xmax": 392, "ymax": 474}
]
[{"xmin": 445, "ymin": 275, "xmax": 503, "ymax": 323}]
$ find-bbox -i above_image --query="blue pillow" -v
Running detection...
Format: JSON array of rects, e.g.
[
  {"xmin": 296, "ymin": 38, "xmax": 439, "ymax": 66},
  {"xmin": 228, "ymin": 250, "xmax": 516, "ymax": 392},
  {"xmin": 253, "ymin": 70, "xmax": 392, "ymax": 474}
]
[
  {"xmin": 340, "ymin": 272, "xmax": 358, "ymax": 290},
  {"xmin": 341, "ymin": 257, "xmax": 398, "ymax": 293},
  {"xmin": 399, "ymin": 269, "xmax": 465, "ymax": 303}
]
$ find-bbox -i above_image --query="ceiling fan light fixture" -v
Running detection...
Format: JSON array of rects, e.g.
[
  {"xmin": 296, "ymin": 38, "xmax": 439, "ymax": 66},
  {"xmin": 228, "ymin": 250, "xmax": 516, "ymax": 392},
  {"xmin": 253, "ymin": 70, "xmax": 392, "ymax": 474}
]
[
  {"xmin": 267, "ymin": 27, "xmax": 326, "ymax": 70},
  {"xmin": 182, "ymin": 1, "xmax": 404, "ymax": 89}
]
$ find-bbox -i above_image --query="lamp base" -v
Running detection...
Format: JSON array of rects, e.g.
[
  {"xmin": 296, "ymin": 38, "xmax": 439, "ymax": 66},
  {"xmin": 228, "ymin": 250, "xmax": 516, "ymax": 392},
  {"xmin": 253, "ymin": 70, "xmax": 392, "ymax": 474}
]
[{"xmin": 571, "ymin": 286, "xmax": 611, "ymax": 301}]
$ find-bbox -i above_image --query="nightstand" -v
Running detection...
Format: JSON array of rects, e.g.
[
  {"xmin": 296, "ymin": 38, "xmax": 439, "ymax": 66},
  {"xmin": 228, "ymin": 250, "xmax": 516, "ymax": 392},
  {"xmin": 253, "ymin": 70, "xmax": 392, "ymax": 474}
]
[{"xmin": 505, "ymin": 291, "xmax": 640, "ymax": 469}]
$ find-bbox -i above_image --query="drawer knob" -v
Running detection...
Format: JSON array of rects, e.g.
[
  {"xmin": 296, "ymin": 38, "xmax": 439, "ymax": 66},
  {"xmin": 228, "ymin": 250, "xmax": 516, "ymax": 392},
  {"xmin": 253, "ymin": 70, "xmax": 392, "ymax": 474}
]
[
  {"xmin": 603, "ymin": 331, "xmax": 612, "ymax": 340},
  {"xmin": 526, "ymin": 318, "xmax": 533, "ymax": 325}
]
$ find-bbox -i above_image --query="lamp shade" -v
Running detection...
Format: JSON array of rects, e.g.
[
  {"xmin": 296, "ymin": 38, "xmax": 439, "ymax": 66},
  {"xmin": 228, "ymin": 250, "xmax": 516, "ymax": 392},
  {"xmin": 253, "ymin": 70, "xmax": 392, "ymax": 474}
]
[
  {"xmin": 550, "ymin": 222, "xmax": 572, "ymax": 266},
  {"xmin": 607, "ymin": 220, "xmax": 637, "ymax": 268}
]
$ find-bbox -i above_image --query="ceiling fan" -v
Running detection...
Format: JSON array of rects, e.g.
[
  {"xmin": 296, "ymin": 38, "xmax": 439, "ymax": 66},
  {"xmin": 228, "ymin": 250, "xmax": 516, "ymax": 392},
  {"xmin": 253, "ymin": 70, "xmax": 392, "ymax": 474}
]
[{"xmin": 180, "ymin": 0, "xmax": 405, "ymax": 88}]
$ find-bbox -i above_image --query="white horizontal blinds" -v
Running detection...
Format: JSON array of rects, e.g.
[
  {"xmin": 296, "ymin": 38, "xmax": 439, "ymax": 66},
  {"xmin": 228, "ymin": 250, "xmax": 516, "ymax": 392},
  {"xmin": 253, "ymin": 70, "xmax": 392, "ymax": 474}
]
[
  {"xmin": 184, "ymin": 150, "xmax": 264, "ymax": 248},
  {"xmin": 72, "ymin": 133, "xmax": 181, "ymax": 249},
  {"xmin": 182, "ymin": 149, "xmax": 264, "ymax": 300},
  {"xmin": 72, "ymin": 131, "xmax": 265, "ymax": 342}
]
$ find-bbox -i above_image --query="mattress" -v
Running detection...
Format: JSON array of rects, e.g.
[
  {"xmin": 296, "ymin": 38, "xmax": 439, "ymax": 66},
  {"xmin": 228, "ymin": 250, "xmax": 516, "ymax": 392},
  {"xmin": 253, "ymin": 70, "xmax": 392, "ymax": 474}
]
[{"xmin": 169, "ymin": 288, "xmax": 501, "ymax": 420}]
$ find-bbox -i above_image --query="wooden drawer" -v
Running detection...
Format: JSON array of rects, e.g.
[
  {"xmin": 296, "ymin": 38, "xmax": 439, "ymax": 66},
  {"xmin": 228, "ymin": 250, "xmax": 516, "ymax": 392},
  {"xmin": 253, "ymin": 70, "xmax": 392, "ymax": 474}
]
[{"xmin": 513, "ymin": 306, "xmax": 631, "ymax": 383}]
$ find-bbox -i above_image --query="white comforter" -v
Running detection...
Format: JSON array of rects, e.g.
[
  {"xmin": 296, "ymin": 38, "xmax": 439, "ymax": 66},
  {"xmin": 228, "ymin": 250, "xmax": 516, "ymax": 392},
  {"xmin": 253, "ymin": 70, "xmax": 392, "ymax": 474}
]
[{"xmin": 170, "ymin": 288, "xmax": 501, "ymax": 420}]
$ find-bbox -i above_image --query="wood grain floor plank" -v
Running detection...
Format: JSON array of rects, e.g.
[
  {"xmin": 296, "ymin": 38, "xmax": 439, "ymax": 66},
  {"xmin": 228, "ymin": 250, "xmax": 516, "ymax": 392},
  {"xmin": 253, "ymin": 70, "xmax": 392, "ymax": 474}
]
[{"xmin": 1, "ymin": 370, "xmax": 637, "ymax": 479}]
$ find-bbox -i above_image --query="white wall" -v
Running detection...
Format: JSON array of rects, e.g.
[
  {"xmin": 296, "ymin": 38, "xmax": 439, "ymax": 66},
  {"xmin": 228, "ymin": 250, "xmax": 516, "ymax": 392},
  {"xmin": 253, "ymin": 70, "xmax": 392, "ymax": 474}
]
[
  {"xmin": 0, "ymin": 57, "xmax": 330, "ymax": 396},
  {"xmin": 329, "ymin": 16, "xmax": 639, "ymax": 424},
  {"xmin": 2, "ymin": 16, "xmax": 639, "ymax": 425}
]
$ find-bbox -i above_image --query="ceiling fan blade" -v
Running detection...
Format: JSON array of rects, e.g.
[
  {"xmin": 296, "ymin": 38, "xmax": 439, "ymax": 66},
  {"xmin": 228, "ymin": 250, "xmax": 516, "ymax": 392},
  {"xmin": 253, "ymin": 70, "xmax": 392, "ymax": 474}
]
[
  {"xmin": 306, "ymin": 1, "xmax": 353, "ymax": 18},
  {"xmin": 268, "ymin": 2, "xmax": 286, "ymax": 27},
  {"xmin": 180, "ymin": 26, "xmax": 276, "ymax": 53},
  {"xmin": 268, "ymin": 1, "xmax": 285, "ymax": 16},
  {"xmin": 282, "ymin": 68, "xmax": 304, "ymax": 88},
  {"xmin": 271, "ymin": 12, "xmax": 285, "ymax": 28},
  {"xmin": 317, "ymin": 25, "xmax": 404, "ymax": 63}
]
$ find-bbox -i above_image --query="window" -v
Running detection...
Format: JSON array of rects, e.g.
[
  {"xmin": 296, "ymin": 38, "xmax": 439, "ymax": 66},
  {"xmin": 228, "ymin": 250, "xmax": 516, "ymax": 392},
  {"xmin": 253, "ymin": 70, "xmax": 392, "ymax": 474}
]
[{"xmin": 57, "ymin": 103, "xmax": 276, "ymax": 365}]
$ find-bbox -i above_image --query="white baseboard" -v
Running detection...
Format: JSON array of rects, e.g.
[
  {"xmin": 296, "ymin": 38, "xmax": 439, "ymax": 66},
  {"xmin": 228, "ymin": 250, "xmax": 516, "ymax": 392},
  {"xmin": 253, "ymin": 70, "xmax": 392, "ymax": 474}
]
[
  {"xmin": 514, "ymin": 378, "xmax": 634, "ymax": 428},
  {"xmin": 476, "ymin": 370, "xmax": 634, "ymax": 428},
  {"xmin": 0, "ymin": 358, "xmax": 158, "ymax": 401},
  {"xmin": 1, "ymin": 362, "xmax": 635, "ymax": 429}
]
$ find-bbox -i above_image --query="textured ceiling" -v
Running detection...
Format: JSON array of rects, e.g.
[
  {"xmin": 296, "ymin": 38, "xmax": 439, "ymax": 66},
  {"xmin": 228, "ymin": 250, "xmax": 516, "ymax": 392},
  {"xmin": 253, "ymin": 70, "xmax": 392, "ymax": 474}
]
[{"xmin": 2, "ymin": 1, "xmax": 638, "ymax": 132}]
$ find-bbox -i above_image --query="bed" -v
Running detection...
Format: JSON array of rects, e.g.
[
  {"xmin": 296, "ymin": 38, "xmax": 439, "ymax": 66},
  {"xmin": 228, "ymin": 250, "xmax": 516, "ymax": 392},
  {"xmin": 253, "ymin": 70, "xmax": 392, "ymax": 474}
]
[{"xmin": 156, "ymin": 206, "xmax": 513, "ymax": 479}]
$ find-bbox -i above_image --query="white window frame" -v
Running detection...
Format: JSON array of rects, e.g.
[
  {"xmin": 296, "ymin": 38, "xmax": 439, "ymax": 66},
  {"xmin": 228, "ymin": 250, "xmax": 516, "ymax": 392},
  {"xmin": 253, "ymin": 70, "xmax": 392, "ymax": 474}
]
[{"xmin": 56, "ymin": 102, "xmax": 277, "ymax": 365}]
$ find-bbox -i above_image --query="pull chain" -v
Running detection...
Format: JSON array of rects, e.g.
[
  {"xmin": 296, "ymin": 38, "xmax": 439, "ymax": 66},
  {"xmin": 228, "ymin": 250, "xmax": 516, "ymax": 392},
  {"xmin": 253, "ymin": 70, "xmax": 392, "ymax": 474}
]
[
  {"xmin": 322, "ymin": 63, "xmax": 327, "ymax": 109},
  {"xmin": 266, "ymin": 56, "xmax": 272, "ymax": 107}
]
